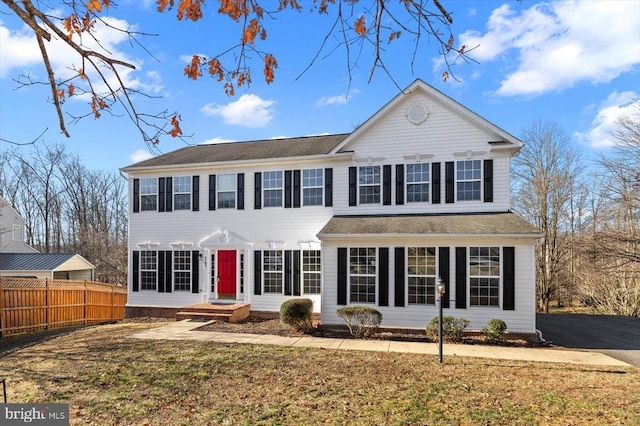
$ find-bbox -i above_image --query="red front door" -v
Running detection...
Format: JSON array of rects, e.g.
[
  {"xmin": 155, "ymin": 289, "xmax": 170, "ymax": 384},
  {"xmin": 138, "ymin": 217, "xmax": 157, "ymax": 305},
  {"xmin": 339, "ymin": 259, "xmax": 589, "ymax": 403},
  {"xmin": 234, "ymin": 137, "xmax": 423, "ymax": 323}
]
[{"xmin": 218, "ymin": 250, "xmax": 236, "ymax": 298}]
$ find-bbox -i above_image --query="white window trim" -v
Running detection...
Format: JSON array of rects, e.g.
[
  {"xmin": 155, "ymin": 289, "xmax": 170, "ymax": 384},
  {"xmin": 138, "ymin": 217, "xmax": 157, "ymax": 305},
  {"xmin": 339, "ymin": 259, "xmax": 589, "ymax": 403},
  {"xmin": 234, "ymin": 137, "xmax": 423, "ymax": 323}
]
[
  {"xmin": 173, "ymin": 250, "xmax": 192, "ymax": 292},
  {"xmin": 140, "ymin": 250, "xmax": 158, "ymax": 292},
  {"xmin": 217, "ymin": 173, "xmax": 237, "ymax": 209},
  {"xmin": 302, "ymin": 168, "xmax": 324, "ymax": 206},
  {"xmin": 348, "ymin": 247, "xmax": 377, "ymax": 304},
  {"xmin": 455, "ymin": 159, "xmax": 482, "ymax": 202},
  {"xmin": 405, "ymin": 162, "xmax": 431, "ymax": 204},
  {"xmin": 140, "ymin": 177, "xmax": 157, "ymax": 211},
  {"xmin": 358, "ymin": 165, "xmax": 382, "ymax": 205},
  {"xmin": 407, "ymin": 246, "xmax": 437, "ymax": 305},
  {"xmin": 302, "ymin": 249, "xmax": 322, "ymax": 295},
  {"xmin": 12, "ymin": 224, "xmax": 23, "ymax": 241},
  {"xmin": 173, "ymin": 176, "xmax": 192, "ymax": 210},
  {"xmin": 263, "ymin": 170, "xmax": 284, "ymax": 208},
  {"xmin": 263, "ymin": 249, "xmax": 284, "ymax": 294},
  {"xmin": 468, "ymin": 246, "xmax": 501, "ymax": 308}
]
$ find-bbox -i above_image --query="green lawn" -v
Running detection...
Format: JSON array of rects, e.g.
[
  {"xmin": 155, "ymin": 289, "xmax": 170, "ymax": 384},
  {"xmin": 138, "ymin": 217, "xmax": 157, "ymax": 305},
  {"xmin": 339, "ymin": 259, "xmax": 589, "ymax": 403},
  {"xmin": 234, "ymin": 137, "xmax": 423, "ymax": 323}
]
[{"xmin": 1, "ymin": 322, "xmax": 638, "ymax": 425}]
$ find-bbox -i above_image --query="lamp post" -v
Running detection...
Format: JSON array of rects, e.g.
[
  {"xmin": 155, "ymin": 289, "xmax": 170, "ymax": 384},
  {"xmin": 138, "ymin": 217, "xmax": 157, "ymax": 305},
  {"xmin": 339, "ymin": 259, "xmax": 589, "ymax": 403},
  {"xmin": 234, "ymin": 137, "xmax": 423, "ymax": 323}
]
[{"xmin": 437, "ymin": 277, "xmax": 446, "ymax": 364}]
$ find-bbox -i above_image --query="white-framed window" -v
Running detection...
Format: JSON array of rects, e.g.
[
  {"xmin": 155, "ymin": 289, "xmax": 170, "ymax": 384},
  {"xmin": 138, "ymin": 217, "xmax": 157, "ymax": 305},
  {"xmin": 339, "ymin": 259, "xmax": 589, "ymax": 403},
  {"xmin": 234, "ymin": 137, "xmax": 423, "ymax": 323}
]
[
  {"xmin": 210, "ymin": 252, "xmax": 216, "ymax": 293},
  {"xmin": 302, "ymin": 250, "xmax": 321, "ymax": 294},
  {"xmin": 456, "ymin": 160, "xmax": 481, "ymax": 201},
  {"xmin": 406, "ymin": 163, "xmax": 430, "ymax": 203},
  {"xmin": 407, "ymin": 247, "xmax": 437, "ymax": 305},
  {"xmin": 174, "ymin": 176, "xmax": 191, "ymax": 210},
  {"xmin": 239, "ymin": 252, "xmax": 245, "ymax": 294},
  {"xmin": 358, "ymin": 166, "xmax": 381, "ymax": 204},
  {"xmin": 302, "ymin": 169, "xmax": 323, "ymax": 206},
  {"xmin": 140, "ymin": 178, "xmax": 157, "ymax": 211},
  {"xmin": 469, "ymin": 247, "xmax": 500, "ymax": 307},
  {"xmin": 263, "ymin": 171, "xmax": 283, "ymax": 207},
  {"xmin": 263, "ymin": 250, "xmax": 283, "ymax": 293},
  {"xmin": 217, "ymin": 174, "xmax": 236, "ymax": 209},
  {"xmin": 173, "ymin": 250, "xmax": 192, "ymax": 291},
  {"xmin": 349, "ymin": 248, "xmax": 376, "ymax": 303},
  {"xmin": 140, "ymin": 251, "xmax": 157, "ymax": 291},
  {"xmin": 12, "ymin": 224, "xmax": 24, "ymax": 241}
]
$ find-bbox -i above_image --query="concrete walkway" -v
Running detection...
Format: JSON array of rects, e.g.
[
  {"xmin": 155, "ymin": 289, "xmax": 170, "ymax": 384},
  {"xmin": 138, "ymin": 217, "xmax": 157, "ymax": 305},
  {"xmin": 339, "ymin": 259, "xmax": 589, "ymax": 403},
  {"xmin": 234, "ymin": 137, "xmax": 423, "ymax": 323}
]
[{"xmin": 127, "ymin": 320, "xmax": 632, "ymax": 367}]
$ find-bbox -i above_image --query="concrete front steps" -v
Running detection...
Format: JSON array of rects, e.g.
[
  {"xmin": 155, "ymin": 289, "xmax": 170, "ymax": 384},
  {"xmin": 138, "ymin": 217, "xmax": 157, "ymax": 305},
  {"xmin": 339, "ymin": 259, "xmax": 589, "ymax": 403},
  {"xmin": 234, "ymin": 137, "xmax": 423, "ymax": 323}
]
[{"xmin": 175, "ymin": 303, "xmax": 250, "ymax": 323}]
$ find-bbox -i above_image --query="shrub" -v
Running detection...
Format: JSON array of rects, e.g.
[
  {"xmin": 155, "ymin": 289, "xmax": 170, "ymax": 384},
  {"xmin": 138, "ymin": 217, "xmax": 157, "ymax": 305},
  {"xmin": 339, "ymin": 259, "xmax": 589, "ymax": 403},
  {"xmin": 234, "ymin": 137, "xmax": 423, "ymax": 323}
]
[
  {"xmin": 482, "ymin": 319, "xmax": 508, "ymax": 341},
  {"xmin": 426, "ymin": 316, "xmax": 470, "ymax": 342},
  {"xmin": 280, "ymin": 298, "xmax": 315, "ymax": 333},
  {"xmin": 336, "ymin": 306, "xmax": 383, "ymax": 338}
]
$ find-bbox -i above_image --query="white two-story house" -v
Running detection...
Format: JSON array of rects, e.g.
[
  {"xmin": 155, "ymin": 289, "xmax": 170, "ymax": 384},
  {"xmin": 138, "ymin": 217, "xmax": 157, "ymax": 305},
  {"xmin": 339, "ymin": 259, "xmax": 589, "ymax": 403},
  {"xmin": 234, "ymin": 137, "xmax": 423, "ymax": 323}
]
[{"xmin": 122, "ymin": 80, "xmax": 541, "ymax": 335}]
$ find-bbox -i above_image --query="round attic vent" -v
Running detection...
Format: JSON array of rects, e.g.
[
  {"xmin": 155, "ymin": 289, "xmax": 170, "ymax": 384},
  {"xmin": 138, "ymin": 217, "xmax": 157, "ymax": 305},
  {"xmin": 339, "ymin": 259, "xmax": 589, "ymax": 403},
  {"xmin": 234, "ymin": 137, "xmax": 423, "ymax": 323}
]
[{"xmin": 406, "ymin": 103, "xmax": 429, "ymax": 125}]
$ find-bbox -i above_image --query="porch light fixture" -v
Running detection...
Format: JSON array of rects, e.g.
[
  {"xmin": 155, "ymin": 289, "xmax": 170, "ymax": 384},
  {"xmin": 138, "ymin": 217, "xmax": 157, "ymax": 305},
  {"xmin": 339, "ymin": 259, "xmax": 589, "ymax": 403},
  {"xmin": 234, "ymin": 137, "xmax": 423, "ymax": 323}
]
[{"xmin": 437, "ymin": 277, "xmax": 446, "ymax": 364}]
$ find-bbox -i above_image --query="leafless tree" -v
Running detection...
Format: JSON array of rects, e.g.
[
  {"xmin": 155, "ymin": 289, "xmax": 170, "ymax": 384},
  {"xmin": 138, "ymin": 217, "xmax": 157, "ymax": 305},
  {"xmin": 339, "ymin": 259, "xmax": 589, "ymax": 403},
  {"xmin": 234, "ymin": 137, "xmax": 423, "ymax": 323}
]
[{"xmin": 512, "ymin": 121, "xmax": 584, "ymax": 313}]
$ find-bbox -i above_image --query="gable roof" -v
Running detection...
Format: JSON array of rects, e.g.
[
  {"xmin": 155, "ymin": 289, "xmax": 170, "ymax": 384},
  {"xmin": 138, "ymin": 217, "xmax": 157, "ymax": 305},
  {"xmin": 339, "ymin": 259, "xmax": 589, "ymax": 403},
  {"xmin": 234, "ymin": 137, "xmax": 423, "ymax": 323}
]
[
  {"xmin": 330, "ymin": 79, "xmax": 522, "ymax": 154},
  {"xmin": 0, "ymin": 253, "xmax": 92, "ymax": 271},
  {"xmin": 318, "ymin": 212, "xmax": 541, "ymax": 238},
  {"xmin": 122, "ymin": 134, "xmax": 349, "ymax": 171}
]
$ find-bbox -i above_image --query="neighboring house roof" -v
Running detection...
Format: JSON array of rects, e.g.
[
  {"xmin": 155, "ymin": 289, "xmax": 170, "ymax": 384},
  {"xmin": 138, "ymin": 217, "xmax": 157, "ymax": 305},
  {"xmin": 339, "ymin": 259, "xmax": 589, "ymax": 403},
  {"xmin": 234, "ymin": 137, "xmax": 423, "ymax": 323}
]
[
  {"xmin": 0, "ymin": 253, "xmax": 94, "ymax": 271},
  {"xmin": 317, "ymin": 212, "xmax": 541, "ymax": 238},
  {"xmin": 122, "ymin": 134, "xmax": 349, "ymax": 171}
]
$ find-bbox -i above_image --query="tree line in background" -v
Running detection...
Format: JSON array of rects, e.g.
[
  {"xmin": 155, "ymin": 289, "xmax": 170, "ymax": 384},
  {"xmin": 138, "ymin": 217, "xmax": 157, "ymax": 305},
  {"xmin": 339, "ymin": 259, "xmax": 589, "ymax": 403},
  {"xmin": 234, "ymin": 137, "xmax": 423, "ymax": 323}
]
[
  {"xmin": 0, "ymin": 144, "xmax": 127, "ymax": 284},
  {"xmin": 513, "ymin": 104, "xmax": 640, "ymax": 317},
  {"xmin": 0, "ymin": 105, "xmax": 638, "ymax": 315}
]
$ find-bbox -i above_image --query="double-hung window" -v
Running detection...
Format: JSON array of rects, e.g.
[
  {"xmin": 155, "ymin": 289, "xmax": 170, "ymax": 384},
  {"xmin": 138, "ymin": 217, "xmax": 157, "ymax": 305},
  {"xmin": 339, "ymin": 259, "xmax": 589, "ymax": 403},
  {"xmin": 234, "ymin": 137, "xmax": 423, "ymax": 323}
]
[
  {"xmin": 407, "ymin": 247, "xmax": 437, "ymax": 304},
  {"xmin": 349, "ymin": 248, "xmax": 376, "ymax": 303},
  {"xmin": 406, "ymin": 163, "xmax": 430, "ymax": 203},
  {"xmin": 174, "ymin": 176, "xmax": 192, "ymax": 210},
  {"xmin": 469, "ymin": 247, "xmax": 500, "ymax": 306},
  {"xmin": 302, "ymin": 250, "xmax": 321, "ymax": 294},
  {"xmin": 302, "ymin": 169, "xmax": 323, "ymax": 206},
  {"xmin": 140, "ymin": 178, "xmax": 157, "ymax": 211},
  {"xmin": 140, "ymin": 251, "xmax": 157, "ymax": 290},
  {"xmin": 456, "ymin": 160, "xmax": 481, "ymax": 201},
  {"xmin": 263, "ymin": 250, "xmax": 283, "ymax": 293},
  {"xmin": 217, "ymin": 174, "xmax": 236, "ymax": 209},
  {"xmin": 12, "ymin": 224, "xmax": 24, "ymax": 241},
  {"xmin": 263, "ymin": 171, "xmax": 283, "ymax": 207},
  {"xmin": 173, "ymin": 250, "xmax": 192, "ymax": 291},
  {"xmin": 359, "ymin": 166, "xmax": 381, "ymax": 204}
]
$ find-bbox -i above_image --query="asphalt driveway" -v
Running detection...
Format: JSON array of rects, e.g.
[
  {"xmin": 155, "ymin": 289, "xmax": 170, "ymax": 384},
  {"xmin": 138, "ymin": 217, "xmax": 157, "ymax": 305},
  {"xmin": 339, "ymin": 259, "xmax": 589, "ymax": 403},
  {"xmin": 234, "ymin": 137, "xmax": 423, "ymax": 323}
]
[{"xmin": 536, "ymin": 313, "xmax": 640, "ymax": 366}]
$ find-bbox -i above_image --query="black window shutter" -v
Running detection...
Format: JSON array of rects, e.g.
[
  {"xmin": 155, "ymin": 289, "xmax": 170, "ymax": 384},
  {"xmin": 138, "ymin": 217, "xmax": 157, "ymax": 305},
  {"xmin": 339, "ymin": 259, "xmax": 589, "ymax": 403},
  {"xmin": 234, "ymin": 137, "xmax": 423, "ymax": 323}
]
[
  {"xmin": 133, "ymin": 179, "xmax": 140, "ymax": 213},
  {"xmin": 209, "ymin": 175, "xmax": 216, "ymax": 210},
  {"xmin": 191, "ymin": 250, "xmax": 199, "ymax": 293},
  {"xmin": 254, "ymin": 251, "xmax": 262, "ymax": 295},
  {"xmin": 158, "ymin": 177, "xmax": 166, "ymax": 212},
  {"xmin": 484, "ymin": 159, "xmax": 493, "ymax": 203},
  {"xmin": 164, "ymin": 251, "xmax": 173, "ymax": 293},
  {"xmin": 432, "ymin": 162, "xmax": 441, "ymax": 204},
  {"xmin": 158, "ymin": 250, "xmax": 166, "ymax": 292},
  {"xmin": 503, "ymin": 247, "xmax": 515, "ymax": 310},
  {"xmin": 455, "ymin": 247, "xmax": 466, "ymax": 308},
  {"xmin": 348, "ymin": 167, "xmax": 357, "ymax": 206},
  {"xmin": 438, "ymin": 247, "xmax": 450, "ymax": 308},
  {"xmin": 378, "ymin": 247, "xmax": 389, "ymax": 307},
  {"xmin": 254, "ymin": 172, "xmax": 262, "ymax": 209},
  {"xmin": 284, "ymin": 170, "xmax": 292, "ymax": 208},
  {"xmin": 324, "ymin": 168, "xmax": 333, "ymax": 207},
  {"xmin": 284, "ymin": 250, "xmax": 292, "ymax": 296},
  {"xmin": 394, "ymin": 247, "xmax": 405, "ymax": 307},
  {"xmin": 132, "ymin": 251, "xmax": 139, "ymax": 291},
  {"xmin": 165, "ymin": 177, "xmax": 173, "ymax": 212},
  {"xmin": 192, "ymin": 176, "xmax": 199, "ymax": 211},
  {"xmin": 337, "ymin": 248, "xmax": 347, "ymax": 305},
  {"xmin": 293, "ymin": 250, "xmax": 301, "ymax": 296},
  {"xmin": 445, "ymin": 162, "xmax": 454, "ymax": 204},
  {"xmin": 293, "ymin": 170, "xmax": 301, "ymax": 208},
  {"xmin": 237, "ymin": 173, "xmax": 245, "ymax": 210},
  {"xmin": 395, "ymin": 165, "xmax": 404, "ymax": 205},
  {"xmin": 383, "ymin": 165, "xmax": 392, "ymax": 205}
]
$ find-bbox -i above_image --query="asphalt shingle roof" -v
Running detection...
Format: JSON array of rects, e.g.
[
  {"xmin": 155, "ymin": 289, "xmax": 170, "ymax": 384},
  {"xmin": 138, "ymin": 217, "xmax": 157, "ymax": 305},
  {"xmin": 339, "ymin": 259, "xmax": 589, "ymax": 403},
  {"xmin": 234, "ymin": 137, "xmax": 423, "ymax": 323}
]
[
  {"xmin": 318, "ymin": 212, "xmax": 541, "ymax": 237},
  {"xmin": 0, "ymin": 253, "xmax": 76, "ymax": 271},
  {"xmin": 123, "ymin": 134, "xmax": 350, "ymax": 169}
]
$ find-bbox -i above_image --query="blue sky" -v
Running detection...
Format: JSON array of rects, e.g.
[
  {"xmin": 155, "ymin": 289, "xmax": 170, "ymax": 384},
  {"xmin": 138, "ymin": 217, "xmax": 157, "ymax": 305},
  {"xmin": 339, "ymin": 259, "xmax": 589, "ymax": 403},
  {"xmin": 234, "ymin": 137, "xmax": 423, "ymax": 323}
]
[{"xmin": 0, "ymin": 0, "xmax": 638, "ymax": 172}]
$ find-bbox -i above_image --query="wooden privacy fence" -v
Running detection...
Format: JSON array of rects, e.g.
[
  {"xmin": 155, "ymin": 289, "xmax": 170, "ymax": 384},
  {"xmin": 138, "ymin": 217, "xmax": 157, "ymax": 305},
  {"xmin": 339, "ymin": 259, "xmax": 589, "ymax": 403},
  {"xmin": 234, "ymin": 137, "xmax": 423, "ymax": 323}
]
[{"xmin": 0, "ymin": 277, "xmax": 127, "ymax": 337}]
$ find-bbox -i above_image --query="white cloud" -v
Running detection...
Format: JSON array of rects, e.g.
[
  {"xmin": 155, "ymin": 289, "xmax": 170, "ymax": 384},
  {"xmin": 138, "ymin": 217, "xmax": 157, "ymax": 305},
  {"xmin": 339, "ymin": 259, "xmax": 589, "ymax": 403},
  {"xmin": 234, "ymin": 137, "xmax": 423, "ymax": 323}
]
[
  {"xmin": 574, "ymin": 91, "xmax": 639, "ymax": 148},
  {"xmin": 130, "ymin": 149, "xmax": 154, "ymax": 163},
  {"xmin": 316, "ymin": 89, "xmax": 361, "ymax": 107},
  {"xmin": 459, "ymin": 1, "xmax": 640, "ymax": 96},
  {"xmin": 200, "ymin": 94, "xmax": 276, "ymax": 127},
  {"xmin": 200, "ymin": 137, "xmax": 236, "ymax": 145}
]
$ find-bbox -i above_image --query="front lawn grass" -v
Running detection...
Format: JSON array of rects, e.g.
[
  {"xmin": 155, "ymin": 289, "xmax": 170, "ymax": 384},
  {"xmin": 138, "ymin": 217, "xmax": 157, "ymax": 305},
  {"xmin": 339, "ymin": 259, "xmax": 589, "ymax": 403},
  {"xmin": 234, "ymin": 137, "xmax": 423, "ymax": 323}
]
[{"xmin": 1, "ymin": 322, "xmax": 638, "ymax": 425}]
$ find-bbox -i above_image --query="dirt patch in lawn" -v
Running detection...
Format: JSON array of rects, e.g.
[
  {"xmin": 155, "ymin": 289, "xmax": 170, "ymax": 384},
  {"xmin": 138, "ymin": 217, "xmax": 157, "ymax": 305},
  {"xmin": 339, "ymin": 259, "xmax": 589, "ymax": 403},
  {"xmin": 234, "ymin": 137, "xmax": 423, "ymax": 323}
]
[{"xmin": 197, "ymin": 318, "xmax": 539, "ymax": 347}]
